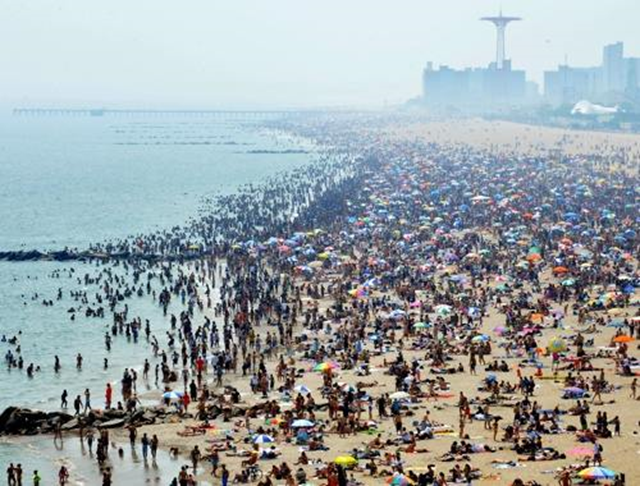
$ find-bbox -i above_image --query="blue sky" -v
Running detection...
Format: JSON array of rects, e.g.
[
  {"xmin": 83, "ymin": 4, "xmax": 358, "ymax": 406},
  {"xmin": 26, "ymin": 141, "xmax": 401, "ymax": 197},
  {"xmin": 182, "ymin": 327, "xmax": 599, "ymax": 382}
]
[{"xmin": 1, "ymin": 0, "xmax": 638, "ymax": 108}]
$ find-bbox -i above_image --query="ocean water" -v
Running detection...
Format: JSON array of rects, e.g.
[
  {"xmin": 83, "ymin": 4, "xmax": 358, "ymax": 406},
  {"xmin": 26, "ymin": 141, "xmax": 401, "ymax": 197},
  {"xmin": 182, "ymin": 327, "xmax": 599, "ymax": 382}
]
[{"xmin": 0, "ymin": 113, "xmax": 313, "ymax": 483}]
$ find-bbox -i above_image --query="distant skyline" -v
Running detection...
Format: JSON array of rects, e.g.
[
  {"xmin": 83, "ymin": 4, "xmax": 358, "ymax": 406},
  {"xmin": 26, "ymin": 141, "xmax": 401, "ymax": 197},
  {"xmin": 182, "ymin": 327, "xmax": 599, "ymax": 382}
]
[{"xmin": 1, "ymin": 0, "xmax": 639, "ymax": 108}]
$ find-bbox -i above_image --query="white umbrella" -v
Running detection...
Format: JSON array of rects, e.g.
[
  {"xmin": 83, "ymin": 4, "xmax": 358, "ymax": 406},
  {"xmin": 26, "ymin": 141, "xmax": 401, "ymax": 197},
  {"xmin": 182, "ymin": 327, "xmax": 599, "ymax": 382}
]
[
  {"xmin": 294, "ymin": 385, "xmax": 311, "ymax": 395},
  {"xmin": 389, "ymin": 391, "xmax": 410, "ymax": 400},
  {"xmin": 291, "ymin": 419, "xmax": 314, "ymax": 428}
]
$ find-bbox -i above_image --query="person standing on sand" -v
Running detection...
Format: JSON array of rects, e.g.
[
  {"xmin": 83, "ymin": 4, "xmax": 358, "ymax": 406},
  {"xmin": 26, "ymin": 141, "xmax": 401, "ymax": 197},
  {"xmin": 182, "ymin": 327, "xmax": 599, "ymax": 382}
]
[
  {"xmin": 558, "ymin": 469, "xmax": 573, "ymax": 486},
  {"xmin": 128, "ymin": 424, "xmax": 137, "ymax": 446},
  {"xmin": 631, "ymin": 378, "xmax": 637, "ymax": 399},
  {"xmin": 469, "ymin": 350, "xmax": 476, "ymax": 375},
  {"xmin": 492, "ymin": 417, "xmax": 500, "ymax": 441},
  {"xmin": 190, "ymin": 445, "xmax": 201, "ymax": 473},
  {"xmin": 209, "ymin": 448, "xmax": 219, "ymax": 475},
  {"xmin": 593, "ymin": 441, "xmax": 603, "ymax": 466},
  {"xmin": 220, "ymin": 464, "xmax": 229, "ymax": 486},
  {"xmin": 83, "ymin": 388, "xmax": 91, "ymax": 412}
]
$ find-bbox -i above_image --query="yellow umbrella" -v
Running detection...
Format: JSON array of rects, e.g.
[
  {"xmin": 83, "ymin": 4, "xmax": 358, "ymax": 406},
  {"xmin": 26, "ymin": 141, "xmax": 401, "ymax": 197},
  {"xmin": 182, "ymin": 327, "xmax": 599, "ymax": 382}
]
[{"xmin": 334, "ymin": 455, "xmax": 358, "ymax": 468}]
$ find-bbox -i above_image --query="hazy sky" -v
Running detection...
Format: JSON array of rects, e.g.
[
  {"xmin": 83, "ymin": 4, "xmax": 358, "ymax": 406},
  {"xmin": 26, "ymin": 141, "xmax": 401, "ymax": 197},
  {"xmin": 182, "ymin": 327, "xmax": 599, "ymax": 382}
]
[{"xmin": 2, "ymin": 0, "xmax": 639, "ymax": 108}]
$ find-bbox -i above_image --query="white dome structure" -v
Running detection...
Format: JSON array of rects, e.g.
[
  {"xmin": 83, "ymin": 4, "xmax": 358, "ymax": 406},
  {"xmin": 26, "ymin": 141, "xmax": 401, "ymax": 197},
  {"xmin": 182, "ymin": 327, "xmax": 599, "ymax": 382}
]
[{"xmin": 571, "ymin": 100, "xmax": 619, "ymax": 115}]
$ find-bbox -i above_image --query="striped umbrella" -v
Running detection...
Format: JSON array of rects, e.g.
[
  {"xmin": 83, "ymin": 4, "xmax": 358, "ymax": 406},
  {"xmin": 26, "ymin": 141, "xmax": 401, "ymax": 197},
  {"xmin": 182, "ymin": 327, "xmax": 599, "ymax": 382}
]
[
  {"xmin": 577, "ymin": 466, "xmax": 615, "ymax": 480},
  {"xmin": 253, "ymin": 434, "xmax": 275, "ymax": 444}
]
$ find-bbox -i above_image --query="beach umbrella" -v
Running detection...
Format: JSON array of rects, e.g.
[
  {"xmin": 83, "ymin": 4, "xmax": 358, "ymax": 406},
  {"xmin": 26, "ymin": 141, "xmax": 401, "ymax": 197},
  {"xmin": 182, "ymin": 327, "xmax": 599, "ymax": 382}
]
[
  {"xmin": 467, "ymin": 307, "xmax": 481, "ymax": 318},
  {"xmin": 162, "ymin": 390, "xmax": 184, "ymax": 401},
  {"xmin": 389, "ymin": 391, "xmax": 410, "ymax": 400},
  {"xmin": 485, "ymin": 373, "xmax": 497, "ymax": 383},
  {"xmin": 387, "ymin": 473, "xmax": 414, "ymax": 485},
  {"xmin": 530, "ymin": 313, "xmax": 544, "ymax": 324},
  {"xmin": 291, "ymin": 419, "xmax": 315, "ymax": 428},
  {"xmin": 472, "ymin": 334, "xmax": 490, "ymax": 343},
  {"xmin": 553, "ymin": 266, "xmax": 569, "ymax": 275},
  {"xmin": 413, "ymin": 322, "xmax": 431, "ymax": 330},
  {"xmin": 294, "ymin": 385, "xmax": 311, "ymax": 395},
  {"xmin": 435, "ymin": 304, "xmax": 452, "ymax": 316},
  {"xmin": 253, "ymin": 434, "xmax": 275, "ymax": 444},
  {"xmin": 339, "ymin": 383, "xmax": 357, "ymax": 393},
  {"xmin": 334, "ymin": 455, "xmax": 358, "ymax": 468},
  {"xmin": 264, "ymin": 418, "xmax": 283, "ymax": 426},
  {"xmin": 577, "ymin": 467, "xmax": 616, "ymax": 480},
  {"xmin": 389, "ymin": 309, "xmax": 407, "ymax": 320},
  {"xmin": 547, "ymin": 337, "xmax": 567, "ymax": 353},
  {"xmin": 314, "ymin": 361, "xmax": 340, "ymax": 372},
  {"xmin": 613, "ymin": 335, "xmax": 633, "ymax": 343},
  {"xmin": 527, "ymin": 430, "xmax": 541, "ymax": 439},
  {"xmin": 495, "ymin": 283, "xmax": 509, "ymax": 292},
  {"xmin": 607, "ymin": 319, "xmax": 625, "ymax": 328},
  {"xmin": 526, "ymin": 253, "xmax": 542, "ymax": 263},
  {"xmin": 493, "ymin": 326, "xmax": 507, "ymax": 335},
  {"xmin": 561, "ymin": 278, "xmax": 576, "ymax": 287}
]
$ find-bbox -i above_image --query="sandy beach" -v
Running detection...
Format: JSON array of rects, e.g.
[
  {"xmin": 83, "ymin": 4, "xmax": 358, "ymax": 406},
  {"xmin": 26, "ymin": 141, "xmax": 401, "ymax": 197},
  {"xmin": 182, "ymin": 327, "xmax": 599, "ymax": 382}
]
[
  {"xmin": 2, "ymin": 117, "xmax": 638, "ymax": 486},
  {"xmin": 103, "ymin": 118, "xmax": 639, "ymax": 486}
]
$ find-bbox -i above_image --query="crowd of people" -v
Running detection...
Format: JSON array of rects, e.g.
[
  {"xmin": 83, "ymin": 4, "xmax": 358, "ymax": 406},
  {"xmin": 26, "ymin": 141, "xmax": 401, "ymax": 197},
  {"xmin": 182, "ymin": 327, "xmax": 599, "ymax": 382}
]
[{"xmin": 2, "ymin": 115, "xmax": 638, "ymax": 485}]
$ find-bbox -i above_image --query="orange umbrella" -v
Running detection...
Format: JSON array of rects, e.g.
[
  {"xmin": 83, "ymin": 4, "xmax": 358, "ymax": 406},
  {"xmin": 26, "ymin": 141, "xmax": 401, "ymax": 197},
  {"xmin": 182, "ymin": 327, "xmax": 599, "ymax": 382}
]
[
  {"xmin": 530, "ymin": 313, "xmax": 545, "ymax": 324},
  {"xmin": 527, "ymin": 253, "xmax": 542, "ymax": 263},
  {"xmin": 613, "ymin": 335, "xmax": 633, "ymax": 343},
  {"xmin": 553, "ymin": 266, "xmax": 569, "ymax": 275}
]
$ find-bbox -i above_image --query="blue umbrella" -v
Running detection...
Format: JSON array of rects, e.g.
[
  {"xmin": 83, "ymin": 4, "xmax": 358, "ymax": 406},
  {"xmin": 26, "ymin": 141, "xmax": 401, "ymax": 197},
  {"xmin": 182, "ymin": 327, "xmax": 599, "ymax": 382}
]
[{"xmin": 253, "ymin": 434, "xmax": 275, "ymax": 444}]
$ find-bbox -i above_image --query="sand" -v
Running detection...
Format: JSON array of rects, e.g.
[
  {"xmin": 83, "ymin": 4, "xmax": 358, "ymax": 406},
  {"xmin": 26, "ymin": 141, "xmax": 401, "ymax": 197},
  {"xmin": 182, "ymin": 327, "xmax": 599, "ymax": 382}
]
[{"xmin": 125, "ymin": 119, "xmax": 639, "ymax": 486}]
